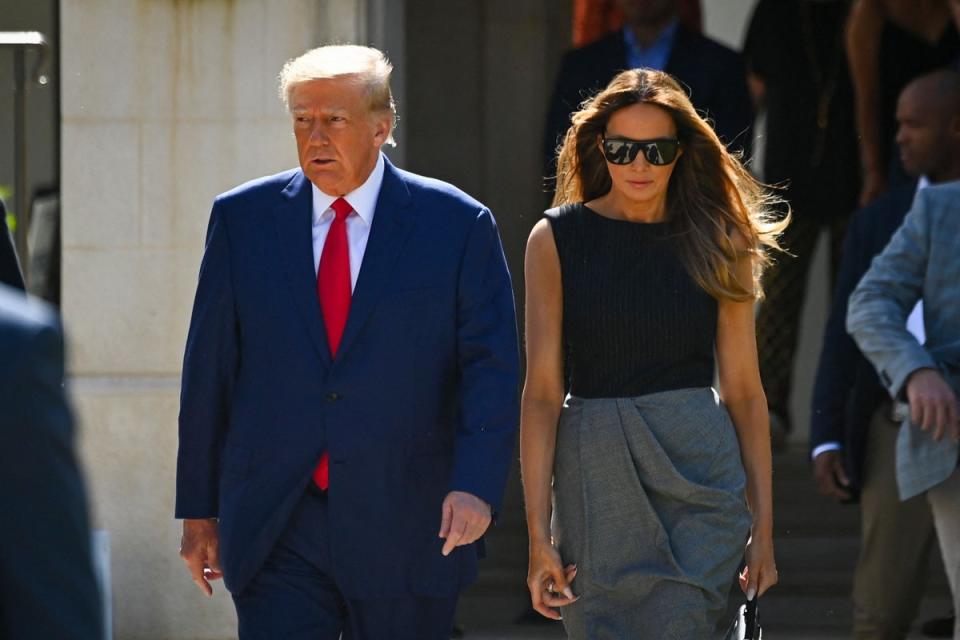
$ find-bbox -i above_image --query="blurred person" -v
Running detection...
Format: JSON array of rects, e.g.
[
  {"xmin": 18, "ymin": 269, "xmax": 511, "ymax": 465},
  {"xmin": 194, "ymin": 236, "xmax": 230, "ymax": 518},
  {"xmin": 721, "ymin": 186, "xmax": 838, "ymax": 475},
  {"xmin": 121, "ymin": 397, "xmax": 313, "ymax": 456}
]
[
  {"xmin": 0, "ymin": 200, "xmax": 24, "ymax": 290},
  {"xmin": 744, "ymin": 0, "xmax": 860, "ymax": 445},
  {"xmin": 847, "ymin": 168, "xmax": 960, "ymax": 640},
  {"xmin": 175, "ymin": 45, "xmax": 519, "ymax": 640},
  {"xmin": 0, "ymin": 283, "xmax": 102, "ymax": 639},
  {"xmin": 544, "ymin": 0, "xmax": 754, "ymax": 192},
  {"xmin": 572, "ymin": 0, "xmax": 702, "ymax": 47},
  {"xmin": 522, "ymin": 68, "xmax": 782, "ymax": 638},
  {"xmin": 846, "ymin": 0, "xmax": 959, "ymax": 205},
  {"xmin": 813, "ymin": 69, "xmax": 960, "ymax": 639}
]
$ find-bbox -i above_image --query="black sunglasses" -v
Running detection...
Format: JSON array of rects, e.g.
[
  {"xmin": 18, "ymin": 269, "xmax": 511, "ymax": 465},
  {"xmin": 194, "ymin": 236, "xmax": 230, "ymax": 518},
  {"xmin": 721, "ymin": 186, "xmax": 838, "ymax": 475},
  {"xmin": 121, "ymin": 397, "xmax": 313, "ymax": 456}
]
[{"xmin": 600, "ymin": 137, "xmax": 682, "ymax": 166}]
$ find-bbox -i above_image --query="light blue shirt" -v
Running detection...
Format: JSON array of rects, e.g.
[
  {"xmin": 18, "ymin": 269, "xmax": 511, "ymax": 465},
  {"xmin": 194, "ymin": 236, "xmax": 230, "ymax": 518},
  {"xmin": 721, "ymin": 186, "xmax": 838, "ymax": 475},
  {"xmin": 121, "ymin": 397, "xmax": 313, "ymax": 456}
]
[{"xmin": 622, "ymin": 20, "xmax": 678, "ymax": 71}]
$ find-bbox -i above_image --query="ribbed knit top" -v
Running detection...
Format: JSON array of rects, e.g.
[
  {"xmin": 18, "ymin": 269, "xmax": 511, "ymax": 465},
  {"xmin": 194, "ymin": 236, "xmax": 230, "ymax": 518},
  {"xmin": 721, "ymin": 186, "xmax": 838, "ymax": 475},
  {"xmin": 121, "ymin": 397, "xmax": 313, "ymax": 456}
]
[{"xmin": 545, "ymin": 203, "xmax": 717, "ymax": 398}]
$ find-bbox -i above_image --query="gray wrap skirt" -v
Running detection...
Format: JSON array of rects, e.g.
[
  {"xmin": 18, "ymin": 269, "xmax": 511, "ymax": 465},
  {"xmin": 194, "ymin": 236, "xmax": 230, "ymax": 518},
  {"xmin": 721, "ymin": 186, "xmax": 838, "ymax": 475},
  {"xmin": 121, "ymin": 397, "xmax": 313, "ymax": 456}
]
[{"xmin": 552, "ymin": 387, "xmax": 752, "ymax": 639}]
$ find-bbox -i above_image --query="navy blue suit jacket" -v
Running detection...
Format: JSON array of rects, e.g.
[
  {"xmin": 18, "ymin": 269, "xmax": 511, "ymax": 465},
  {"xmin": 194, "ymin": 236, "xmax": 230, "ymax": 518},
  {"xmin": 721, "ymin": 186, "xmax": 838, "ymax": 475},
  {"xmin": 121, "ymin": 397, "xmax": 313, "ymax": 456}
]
[
  {"xmin": 0, "ymin": 285, "xmax": 101, "ymax": 639},
  {"xmin": 810, "ymin": 182, "xmax": 917, "ymax": 498},
  {"xmin": 544, "ymin": 26, "xmax": 754, "ymax": 174},
  {"xmin": 175, "ymin": 158, "xmax": 520, "ymax": 599}
]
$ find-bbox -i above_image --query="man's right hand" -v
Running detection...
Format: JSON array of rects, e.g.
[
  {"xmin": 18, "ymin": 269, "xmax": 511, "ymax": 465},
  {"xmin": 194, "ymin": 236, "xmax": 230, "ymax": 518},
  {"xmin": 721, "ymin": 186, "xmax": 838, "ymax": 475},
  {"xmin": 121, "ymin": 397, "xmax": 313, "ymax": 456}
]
[
  {"xmin": 906, "ymin": 368, "xmax": 960, "ymax": 443},
  {"xmin": 179, "ymin": 518, "xmax": 222, "ymax": 597},
  {"xmin": 813, "ymin": 450, "xmax": 851, "ymax": 501}
]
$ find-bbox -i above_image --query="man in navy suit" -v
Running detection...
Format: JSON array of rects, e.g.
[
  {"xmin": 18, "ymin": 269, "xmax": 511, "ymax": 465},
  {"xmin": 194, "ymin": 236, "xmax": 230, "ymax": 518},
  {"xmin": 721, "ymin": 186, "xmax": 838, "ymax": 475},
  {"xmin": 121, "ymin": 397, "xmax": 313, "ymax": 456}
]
[
  {"xmin": 811, "ymin": 70, "xmax": 960, "ymax": 638},
  {"xmin": 544, "ymin": 0, "xmax": 754, "ymax": 184},
  {"xmin": 176, "ymin": 45, "xmax": 519, "ymax": 639},
  {"xmin": 0, "ymin": 284, "xmax": 102, "ymax": 639}
]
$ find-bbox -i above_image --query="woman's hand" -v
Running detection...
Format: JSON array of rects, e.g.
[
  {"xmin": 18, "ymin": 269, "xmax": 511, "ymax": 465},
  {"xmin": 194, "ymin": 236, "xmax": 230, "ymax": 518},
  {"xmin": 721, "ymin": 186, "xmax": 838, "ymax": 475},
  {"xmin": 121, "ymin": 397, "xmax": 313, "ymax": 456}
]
[
  {"xmin": 739, "ymin": 530, "xmax": 778, "ymax": 600},
  {"xmin": 526, "ymin": 540, "xmax": 578, "ymax": 620}
]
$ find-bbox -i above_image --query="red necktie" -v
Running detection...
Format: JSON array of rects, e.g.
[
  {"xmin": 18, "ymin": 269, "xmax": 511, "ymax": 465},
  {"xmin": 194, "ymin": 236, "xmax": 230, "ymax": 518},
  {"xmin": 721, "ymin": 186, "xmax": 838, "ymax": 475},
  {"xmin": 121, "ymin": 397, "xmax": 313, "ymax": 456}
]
[{"xmin": 313, "ymin": 197, "xmax": 353, "ymax": 490}]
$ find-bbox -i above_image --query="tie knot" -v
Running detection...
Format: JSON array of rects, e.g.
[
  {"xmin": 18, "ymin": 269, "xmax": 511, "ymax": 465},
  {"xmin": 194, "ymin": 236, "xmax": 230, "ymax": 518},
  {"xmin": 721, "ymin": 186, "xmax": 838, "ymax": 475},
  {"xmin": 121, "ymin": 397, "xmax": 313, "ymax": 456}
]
[{"xmin": 331, "ymin": 197, "xmax": 353, "ymax": 221}]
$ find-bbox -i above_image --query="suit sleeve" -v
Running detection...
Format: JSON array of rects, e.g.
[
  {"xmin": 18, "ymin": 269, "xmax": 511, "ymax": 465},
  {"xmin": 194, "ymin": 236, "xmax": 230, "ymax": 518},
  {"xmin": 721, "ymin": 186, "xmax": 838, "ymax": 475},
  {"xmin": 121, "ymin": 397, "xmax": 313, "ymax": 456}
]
[
  {"xmin": 0, "ymin": 320, "xmax": 102, "ymax": 640},
  {"xmin": 175, "ymin": 201, "xmax": 240, "ymax": 519},
  {"xmin": 810, "ymin": 211, "xmax": 871, "ymax": 450},
  {"xmin": 450, "ymin": 208, "xmax": 520, "ymax": 513},
  {"xmin": 847, "ymin": 191, "xmax": 936, "ymax": 399}
]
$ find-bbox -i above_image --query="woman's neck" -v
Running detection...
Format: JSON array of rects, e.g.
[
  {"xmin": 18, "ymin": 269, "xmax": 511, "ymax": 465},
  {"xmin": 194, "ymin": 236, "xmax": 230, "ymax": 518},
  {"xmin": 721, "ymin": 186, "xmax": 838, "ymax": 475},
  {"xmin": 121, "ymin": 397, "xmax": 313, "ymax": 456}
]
[{"xmin": 593, "ymin": 190, "xmax": 667, "ymax": 223}]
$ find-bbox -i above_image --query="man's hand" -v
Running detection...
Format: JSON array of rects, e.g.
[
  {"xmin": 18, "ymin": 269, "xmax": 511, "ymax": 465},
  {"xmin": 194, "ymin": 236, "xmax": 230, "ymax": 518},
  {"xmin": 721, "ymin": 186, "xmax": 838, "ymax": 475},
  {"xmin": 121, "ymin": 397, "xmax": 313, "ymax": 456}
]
[
  {"xmin": 438, "ymin": 491, "xmax": 491, "ymax": 556},
  {"xmin": 813, "ymin": 450, "xmax": 852, "ymax": 501},
  {"xmin": 906, "ymin": 368, "xmax": 960, "ymax": 443},
  {"xmin": 179, "ymin": 518, "xmax": 222, "ymax": 597}
]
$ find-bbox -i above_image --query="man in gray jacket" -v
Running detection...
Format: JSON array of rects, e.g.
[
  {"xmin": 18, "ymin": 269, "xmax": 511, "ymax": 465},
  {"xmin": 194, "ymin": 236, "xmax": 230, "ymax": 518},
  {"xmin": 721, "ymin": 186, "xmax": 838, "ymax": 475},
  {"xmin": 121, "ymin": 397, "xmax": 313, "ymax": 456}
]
[{"xmin": 847, "ymin": 179, "xmax": 960, "ymax": 639}]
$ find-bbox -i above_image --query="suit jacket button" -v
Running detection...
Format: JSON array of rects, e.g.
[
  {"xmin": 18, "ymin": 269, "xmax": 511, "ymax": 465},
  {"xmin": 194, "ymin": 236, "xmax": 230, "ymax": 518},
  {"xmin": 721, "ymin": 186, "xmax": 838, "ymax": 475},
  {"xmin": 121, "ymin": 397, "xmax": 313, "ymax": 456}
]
[{"xmin": 326, "ymin": 392, "xmax": 340, "ymax": 402}]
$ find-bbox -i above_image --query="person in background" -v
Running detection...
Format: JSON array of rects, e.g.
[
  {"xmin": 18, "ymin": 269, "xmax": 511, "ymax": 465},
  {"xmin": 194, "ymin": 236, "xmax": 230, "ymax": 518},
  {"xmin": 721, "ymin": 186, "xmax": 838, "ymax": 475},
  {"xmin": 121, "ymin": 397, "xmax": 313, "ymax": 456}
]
[
  {"xmin": 847, "ymin": 159, "xmax": 960, "ymax": 640},
  {"xmin": 744, "ymin": 0, "xmax": 860, "ymax": 446},
  {"xmin": 544, "ymin": 0, "xmax": 753, "ymax": 193},
  {"xmin": 813, "ymin": 69, "xmax": 960, "ymax": 640},
  {"xmin": 846, "ymin": 0, "xmax": 959, "ymax": 205},
  {"xmin": 0, "ymin": 283, "xmax": 102, "ymax": 639}
]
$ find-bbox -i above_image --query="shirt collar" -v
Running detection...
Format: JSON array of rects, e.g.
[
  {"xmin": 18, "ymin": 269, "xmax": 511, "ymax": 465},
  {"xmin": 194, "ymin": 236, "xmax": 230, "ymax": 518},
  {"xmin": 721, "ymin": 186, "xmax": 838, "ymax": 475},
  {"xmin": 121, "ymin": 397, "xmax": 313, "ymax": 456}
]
[
  {"xmin": 622, "ymin": 18, "xmax": 679, "ymax": 56},
  {"xmin": 311, "ymin": 152, "xmax": 386, "ymax": 227}
]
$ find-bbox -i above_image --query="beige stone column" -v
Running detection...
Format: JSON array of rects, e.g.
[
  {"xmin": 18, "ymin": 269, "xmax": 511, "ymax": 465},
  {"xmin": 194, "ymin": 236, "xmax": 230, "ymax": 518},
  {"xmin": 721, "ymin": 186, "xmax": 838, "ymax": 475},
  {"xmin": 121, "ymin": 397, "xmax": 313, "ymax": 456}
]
[{"xmin": 60, "ymin": 1, "xmax": 364, "ymax": 637}]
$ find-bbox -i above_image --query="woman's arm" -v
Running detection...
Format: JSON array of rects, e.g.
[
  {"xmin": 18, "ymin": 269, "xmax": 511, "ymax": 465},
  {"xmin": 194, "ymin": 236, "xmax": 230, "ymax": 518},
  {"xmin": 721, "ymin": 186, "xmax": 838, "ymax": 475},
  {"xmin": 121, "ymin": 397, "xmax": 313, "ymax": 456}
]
[
  {"xmin": 520, "ymin": 219, "xmax": 577, "ymax": 618},
  {"xmin": 716, "ymin": 246, "xmax": 778, "ymax": 598},
  {"xmin": 846, "ymin": 0, "xmax": 888, "ymax": 205}
]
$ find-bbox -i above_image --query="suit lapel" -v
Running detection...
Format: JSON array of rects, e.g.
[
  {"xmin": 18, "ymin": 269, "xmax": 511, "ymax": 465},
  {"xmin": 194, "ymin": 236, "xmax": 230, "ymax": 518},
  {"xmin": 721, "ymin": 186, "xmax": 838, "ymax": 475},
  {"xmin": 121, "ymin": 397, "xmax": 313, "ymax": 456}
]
[
  {"xmin": 335, "ymin": 159, "xmax": 415, "ymax": 363},
  {"xmin": 273, "ymin": 170, "xmax": 333, "ymax": 368}
]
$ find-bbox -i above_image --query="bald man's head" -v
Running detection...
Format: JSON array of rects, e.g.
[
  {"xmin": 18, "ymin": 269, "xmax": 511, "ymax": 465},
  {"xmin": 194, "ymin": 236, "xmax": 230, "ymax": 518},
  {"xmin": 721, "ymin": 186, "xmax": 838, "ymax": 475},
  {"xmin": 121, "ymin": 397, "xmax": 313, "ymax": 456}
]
[{"xmin": 895, "ymin": 69, "xmax": 960, "ymax": 181}]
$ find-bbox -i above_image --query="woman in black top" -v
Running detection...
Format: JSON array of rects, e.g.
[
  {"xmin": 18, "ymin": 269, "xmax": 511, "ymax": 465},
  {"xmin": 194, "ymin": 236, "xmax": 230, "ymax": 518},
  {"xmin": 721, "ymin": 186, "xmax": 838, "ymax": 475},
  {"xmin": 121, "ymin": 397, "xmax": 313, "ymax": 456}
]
[{"xmin": 520, "ymin": 68, "xmax": 784, "ymax": 637}]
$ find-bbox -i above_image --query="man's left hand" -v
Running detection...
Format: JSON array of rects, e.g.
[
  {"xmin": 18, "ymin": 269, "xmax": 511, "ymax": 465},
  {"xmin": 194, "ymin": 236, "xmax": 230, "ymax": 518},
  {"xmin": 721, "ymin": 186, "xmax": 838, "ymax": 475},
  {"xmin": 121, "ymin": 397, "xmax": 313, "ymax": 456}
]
[{"xmin": 439, "ymin": 491, "xmax": 491, "ymax": 556}]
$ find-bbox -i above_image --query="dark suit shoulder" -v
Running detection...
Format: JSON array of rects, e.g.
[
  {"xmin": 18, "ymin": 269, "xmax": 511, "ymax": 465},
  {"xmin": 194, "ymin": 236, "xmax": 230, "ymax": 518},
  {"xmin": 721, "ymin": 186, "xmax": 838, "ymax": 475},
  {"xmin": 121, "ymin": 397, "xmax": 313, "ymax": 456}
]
[
  {"xmin": 0, "ymin": 284, "xmax": 59, "ymax": 337},
  {"xmin": 396, "ymin": 168, "xmax": 488, "ymax": 220},
  {"xmin": 847, "ymin": 182, "xmax": 916, "ymax": 247},
  {"xmin": 216, "ymin": 168, "xmax": 302, "ymax": 207},
  {"xmin": 0, "ymin": 284, "xmax": 61, "ymax": 382},
  {"xmin": 672, "ymin": 27, "xmax": 744, "ymax": 71},
  {"xmin": 561, "ymin": 31, "xmax": 626, "ymax": 72}
]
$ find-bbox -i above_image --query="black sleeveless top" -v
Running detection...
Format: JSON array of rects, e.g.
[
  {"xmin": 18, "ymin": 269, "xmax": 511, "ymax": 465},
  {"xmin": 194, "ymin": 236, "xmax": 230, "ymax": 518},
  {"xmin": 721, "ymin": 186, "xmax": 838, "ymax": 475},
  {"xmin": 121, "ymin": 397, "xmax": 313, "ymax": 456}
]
[{"xmin": 545, "ymin": 203, "xmax": 717, "ymax": 399}]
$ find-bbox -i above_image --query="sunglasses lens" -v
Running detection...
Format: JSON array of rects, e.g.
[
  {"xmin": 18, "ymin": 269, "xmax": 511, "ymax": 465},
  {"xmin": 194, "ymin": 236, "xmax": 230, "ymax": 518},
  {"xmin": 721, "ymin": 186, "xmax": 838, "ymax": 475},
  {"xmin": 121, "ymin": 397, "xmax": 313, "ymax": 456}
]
[
  {"xmin": 603, "ymin": 139, "xmax": 637, "ymax": 165},
  {"xmin": 644, "ymin": 140, "xmax": 679, "ymax": 165},
  {"xmin": 603, "ymin": 139, "xmax": 679, "ymax": 166}
]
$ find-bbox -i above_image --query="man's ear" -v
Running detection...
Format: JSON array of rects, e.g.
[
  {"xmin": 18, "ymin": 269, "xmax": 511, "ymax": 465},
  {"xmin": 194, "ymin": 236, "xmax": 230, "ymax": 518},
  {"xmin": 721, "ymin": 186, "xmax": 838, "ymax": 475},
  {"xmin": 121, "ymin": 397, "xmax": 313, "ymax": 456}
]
[{"xmin": 373, "ymin": 113, "xmax": 392, "ymax": 146}]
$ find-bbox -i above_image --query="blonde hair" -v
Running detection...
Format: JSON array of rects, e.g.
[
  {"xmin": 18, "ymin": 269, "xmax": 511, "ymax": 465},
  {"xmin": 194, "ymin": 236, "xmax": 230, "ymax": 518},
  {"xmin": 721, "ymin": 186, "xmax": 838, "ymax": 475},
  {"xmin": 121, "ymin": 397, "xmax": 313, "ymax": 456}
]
[
  {"xmin": 553, "ymin": 68, "xmax": 788, "ymax": 301},
  {"xmin": 279, "ymin": 45, "xmax": 397, "ymax": 145}
]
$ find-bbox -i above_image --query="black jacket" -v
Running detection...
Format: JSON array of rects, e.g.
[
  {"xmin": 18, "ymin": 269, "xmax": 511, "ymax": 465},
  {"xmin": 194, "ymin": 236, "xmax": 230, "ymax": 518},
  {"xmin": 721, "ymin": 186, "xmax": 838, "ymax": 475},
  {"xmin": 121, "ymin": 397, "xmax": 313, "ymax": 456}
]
[
  {"xmin": 0, "ymin": 284, "xmax": 102, "ymax": 639},
  {"xmin": 810, "ymin": 182, "xmax": 917, "ymax": 498}
]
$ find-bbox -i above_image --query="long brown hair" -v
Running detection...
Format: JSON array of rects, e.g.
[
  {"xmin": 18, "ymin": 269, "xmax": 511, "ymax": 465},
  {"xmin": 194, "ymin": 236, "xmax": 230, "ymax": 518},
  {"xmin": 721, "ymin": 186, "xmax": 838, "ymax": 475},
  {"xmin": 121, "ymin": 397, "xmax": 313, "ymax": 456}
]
[{"xmin": 552, "ymin": 68, "xmax": 787, "ymax": 301}]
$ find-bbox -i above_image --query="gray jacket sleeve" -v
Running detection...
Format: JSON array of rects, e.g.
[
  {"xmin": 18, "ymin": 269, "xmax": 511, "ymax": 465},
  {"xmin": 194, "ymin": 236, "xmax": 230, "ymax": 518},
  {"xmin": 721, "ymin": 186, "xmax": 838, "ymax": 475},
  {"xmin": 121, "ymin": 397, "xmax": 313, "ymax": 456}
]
[{"xmin": 846, "ymin": 189, "xmax": 937, "ymax": 399}]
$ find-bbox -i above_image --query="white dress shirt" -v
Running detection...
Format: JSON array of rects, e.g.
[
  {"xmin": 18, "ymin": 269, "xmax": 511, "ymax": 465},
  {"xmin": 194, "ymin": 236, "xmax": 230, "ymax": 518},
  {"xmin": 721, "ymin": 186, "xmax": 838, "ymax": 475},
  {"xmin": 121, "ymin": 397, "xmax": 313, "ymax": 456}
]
[{"xmin": 311, "ymin": 153, "xmax": 386, "ymax": 291}]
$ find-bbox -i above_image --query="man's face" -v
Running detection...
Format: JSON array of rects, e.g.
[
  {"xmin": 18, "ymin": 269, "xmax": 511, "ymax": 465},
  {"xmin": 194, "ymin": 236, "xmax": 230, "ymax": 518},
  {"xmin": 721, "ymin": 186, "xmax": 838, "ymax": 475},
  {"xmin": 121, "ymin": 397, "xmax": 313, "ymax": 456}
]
[
  {"xmin": 290, "ymin": 76, "xmax": 391, "ymax": 196},
  {"xmin": 895, "ymin": 86, "xmax": 959, "ymax": 179},
  {"xmin": 617, "ymin": 0, "xmax": 678, "ymax": 25}
]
